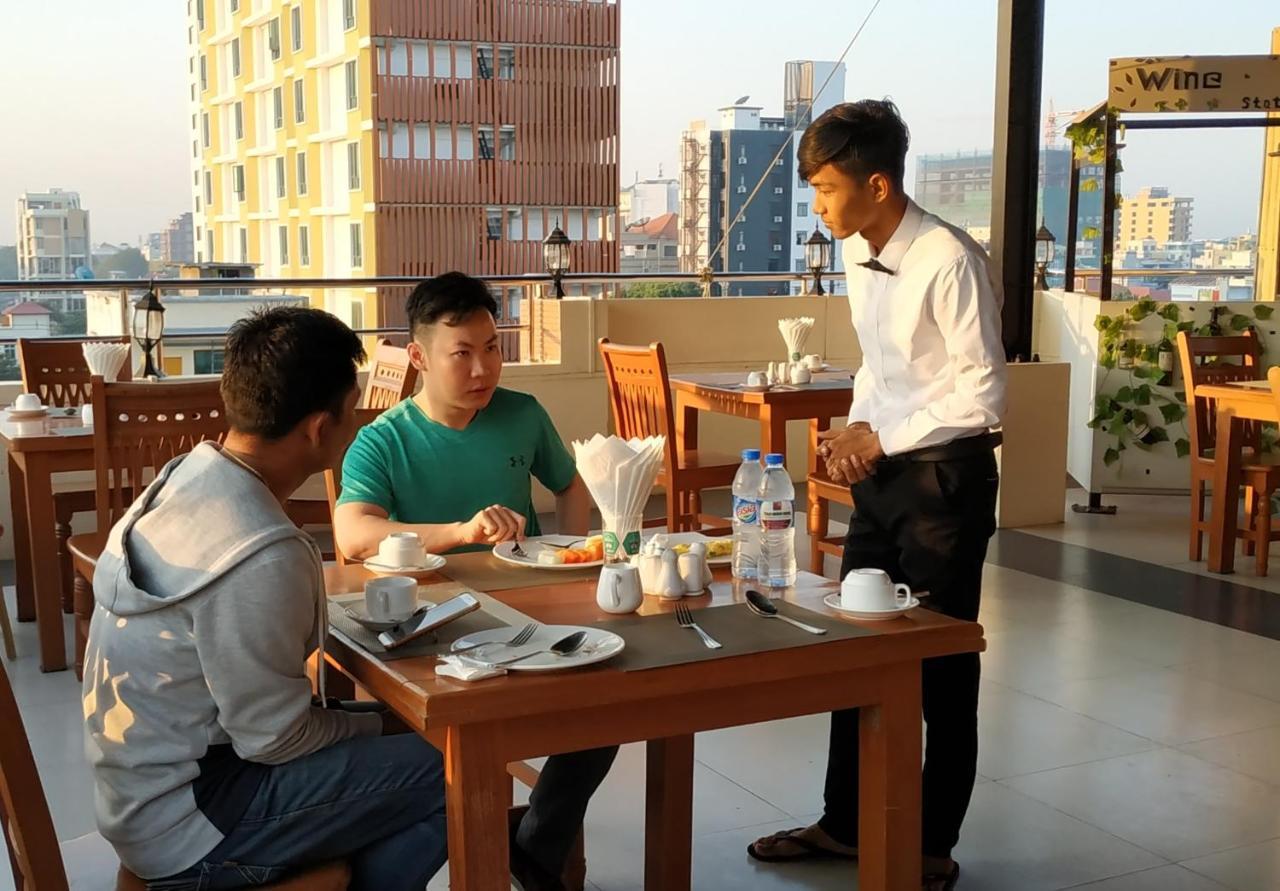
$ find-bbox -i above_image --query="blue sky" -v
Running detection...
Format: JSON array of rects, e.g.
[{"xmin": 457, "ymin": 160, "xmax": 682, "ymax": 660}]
[{"xmin": 0, "ymin": 0, "xmax": 1275, "ymax": 243}]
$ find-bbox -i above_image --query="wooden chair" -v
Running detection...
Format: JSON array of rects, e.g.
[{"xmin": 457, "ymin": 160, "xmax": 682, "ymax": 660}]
[
  {"xmin": 597, "ymin": 339, "xmax": 736, "ymax": 533},
  {"xmin": 1, "ymin": 654, "xmax": 350, "ymax": 891},
  {"xmin": 17, "ymin": 338, "xmax": 133, "ymax": 615},
  {"xmin": 805, "ymin": 420, "xmax": 855, "ymax": 575},
  {"xmin": 1177, "ymin": 330, "xmax": 1280, "ymax": 575},
  {"xmin": 362, "ymin": 341, "xmax": 418, "ymax": 410},
  {"xmin": 69, "ymin": 379, "xmax": 230, "ymax": 679},
  {"xmin": 0, "ymin": 526, "xmax": 13, "ymax": 662}
]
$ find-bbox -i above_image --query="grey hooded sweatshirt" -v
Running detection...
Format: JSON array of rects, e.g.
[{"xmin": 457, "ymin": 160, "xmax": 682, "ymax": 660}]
[{"xmin": 82, "ymin": 442, "xmax": 381, "ymax": 879}]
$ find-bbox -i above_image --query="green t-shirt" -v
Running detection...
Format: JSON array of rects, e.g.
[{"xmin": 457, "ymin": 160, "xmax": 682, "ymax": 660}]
[{"xmin": 338, "ymin": 389, "xmax": 577, "ymax": 551}]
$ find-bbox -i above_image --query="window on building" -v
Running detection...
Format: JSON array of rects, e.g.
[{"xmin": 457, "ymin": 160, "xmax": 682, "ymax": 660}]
[
  {"xmin": 737, "ymin": 148, "xmax": 747, "ymax": 165},
  {"xmin": 774, "ymin": 157, "xmax": 784, "ymax": 166},
  {"xmin": 278, "ymin": 225, "xmax": 289, "ymax": 264},
  {"xmin": 275, "ymin": 155, "xmax": 286, "ymax": 198},
  {"xmin": 527, "ymin": 211, "xmax": 544, "ymax": 241},
  {"xmin": 343, "ymin": 0, "xmax": 356, "ymax": 30},
  {"xmin": 389, "ymin": 40, "xmax": 408, "ymax": 76},
  {"xmin": 413, "ymin": 123, "xmax": 431, "ymax": 160},
  {"xmin": 229, "ymin": 0, "xmax": 238, "ymax": 12},
  {"xmin": 204, "ymin": 170, "xmax": 213, "ymax": 204},
  {"xmin": 197, "ymin": 0, "xmax": 206, "ymax": 30},
  {"xmin": 477, "ymin": 125, "xmax": 494, "ymax": 160},
  {"xmin": 409, "ymin": 41, "xmax": 428, "ymax": 76},
  {"xmin": 238, "ymin": 225, "xmax": 248, "ymax": 260},
  {"xmin": 506, "ymin": 208, "xmax": 522, "ymax": 240},
  {"xmin": 231, "ymin": 37, "xmax": 241, "ymax": 77},
  {"xmin": 391, "ymin": 121, "xmax": 409, "ymax": 159},
  {"xmin": 455, "ymin": 43, "xmax": 473, "ymax": 78},
  {"xmin": 205, "ymin": 229, "xmax": 214, "ymax": 261},
  {"xmin": 435, "ymin": 124, "xmax": 454, "ymax": 160},
  {"xmin": 273, "ymin": 86, "xmax": 283, "ymax": 128},
  {"xmin": 795, "ymin": 232, "xmax": 804, "ymax": 246},
  {"xmin": 350, "ymin": 301, "xmax": 364, "ymax": 331},
  {"xmin": 486, "ymin": 208, "xmax": 502, "ymax": 240},
  {"xmin": 477, "ymin": 45, "xmax": 494, "ymax": 79},
  {"xmin": 347, "ymin": 141, "xmax": 361, "ymax": 189},
  {"xmin": 432, "ymin": 42, "xmax": 452, "ymax": 78},
  {"xmin": 663, "ymin": 245, "xmax": 677, "ymax": 258},
  {"xmin": 773, "ymin": 215, "xmax": 783, "ymax": 223},
  {"xmin": 299, "ymin": 224, "xmax": 310, "ymax": 265},
  {"xmin": 498, "ymin": 125, "xmax": 516, "ymax": 161},
  {"xmin": 290, "ymin": 5, "xmax": 302, "ymax": 52},
  {"xmin": 293, "ymin": 77, "xmax": 305, "ymax": 123},
  {"xmin": 773, "ymin": 186, "xmax": 784, "ymax": 194},
  {"xmin": 344, "ymin": 59, "xmax": 358, "ymax": 110},
  {"xmin": 269, "ymin": 17, "xmax": 281, "ymax": 60},
  {"xmin": 497, "ymin": 46, "xmax": 515, "ymax": 79},
  {"xmin": 797, "ymin": 202, "xmax": 808, "ymax": 217},
  {"xmin": 349, "ymin": 222, "xmax": 363, "ymax": 266},
  {"xmin": 772, "ymin": 243, "xmax": 782, "ymax": 252},
  {"xmin": 296, "ymin": 150, "xmax": 308, "ymax": 194},
  {"xmin": 736, "ymin": 242, "xmax": 746, "ymax": 252},
  {"xmin": 194, "ymin": 349, "xmax": 225, "ymax": 375},
  {"xmin": 233, "ymin": 164, "xmax": 246, "ymax": 200},
  {"xmin": 455, "ymin": 125, "xmax": 473, "ymax": 160},
  {"xmin": 199, "ymin": 54, "xmax": 208, "ymax": 90},
  {"xmin": 234, "ymin": 101, "xmax": 243, "ymax": 139},
  {"xmin": 202, "ymin": 112, "xmax": 211, "ymax": 148}
]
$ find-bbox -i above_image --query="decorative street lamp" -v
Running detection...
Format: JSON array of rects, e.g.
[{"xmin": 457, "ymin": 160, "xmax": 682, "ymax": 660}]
[
  {"xmin": 805, "ymin": 226, "xmax": 832, "ymax": 296},
  {"xmin": 132, "ymin": 285, "xmax": 166, "ymax": 379},
  {"xmin": 1035, "ymin": 220, "xmax": 1056, "ymax": 290},
  {"xmin": 542, "ymin": 221, "xmax": 571, "ymax": 299}
]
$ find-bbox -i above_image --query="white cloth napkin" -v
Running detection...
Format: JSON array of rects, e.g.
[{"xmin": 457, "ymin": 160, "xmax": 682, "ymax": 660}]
[
  {"xmin": 434, "ymin": 655, "xmax": 508, "ymax": 682},
  {"xmin": 573, "ymin": 434, "xmax": 665, "ymax": 522},
  {"xmin": 778, "ymin": 317, "xmax": 815, "ymax": 361}
]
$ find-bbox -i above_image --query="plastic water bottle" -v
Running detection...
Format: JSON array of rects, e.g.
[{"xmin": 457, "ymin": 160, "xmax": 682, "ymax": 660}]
[
  {"xmin": 757, "ymin": 453, "xmax": 797, "ymax": 588},
  {"xmin": 730, "ymin": 448, "xmax": 764, "ymax": 580}
]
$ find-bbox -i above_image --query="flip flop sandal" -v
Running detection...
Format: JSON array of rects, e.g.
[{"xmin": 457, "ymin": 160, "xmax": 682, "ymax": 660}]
[
  {"xmin": 746, "ymin": 827, "xmax": 858, "ymax": 863},
  {"xmin": 923, "ymin": 861, "xmax": 960, "ymax": 891}
]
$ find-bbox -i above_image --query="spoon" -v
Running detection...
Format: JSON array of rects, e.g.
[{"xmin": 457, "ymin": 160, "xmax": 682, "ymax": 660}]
[
  {"xmin": 745, "ymin": 590, "xmax": 827, "ymax": 635},
  {"xmin": 475, "ymin": 630, "xmax": 589, "ymax": 667}
]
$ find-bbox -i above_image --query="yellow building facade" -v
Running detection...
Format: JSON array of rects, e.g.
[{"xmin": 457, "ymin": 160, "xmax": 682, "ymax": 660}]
[{"xmin": 1116, "ymin": 186, "xmax": 1193, "ymax": 254}]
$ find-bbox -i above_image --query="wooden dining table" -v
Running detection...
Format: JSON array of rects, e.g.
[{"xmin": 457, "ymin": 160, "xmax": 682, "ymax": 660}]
[
  {"xmin": 1194, "ymin": 380, "xmax": 1279, "ymax": 574},
  {"xmin": 669, "ymin": 370, "xmax": 853, "ymax": 464},
  {"xmin": 1, "ymin": 407, "xmax": 93, "ymax": 671},
  {"xmin": 323, "ymin": 554, "xmax": 985, "ymax": 890}
]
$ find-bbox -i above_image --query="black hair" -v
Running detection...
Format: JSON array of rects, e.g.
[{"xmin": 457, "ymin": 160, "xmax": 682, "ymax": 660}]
[
  {"xmin": 404, "ymin": 271, "xmax": 499, "ymax": 339},
  {"xmin": 797, "ymin": 99, "xmax": 910, "ymax": 191},
  {"xmin": 221, "ymin": 306, "xmax": 366, "ymax": 440}
]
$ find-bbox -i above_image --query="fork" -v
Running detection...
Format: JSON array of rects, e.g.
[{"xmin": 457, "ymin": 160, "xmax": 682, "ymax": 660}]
[
  {"xmin": 451, "ymin": 623, "xmax": 538, "ymax": 657},
  {"xmin": 675, "ymin": 603, "xmax": 722, "ymax": 649},
  {"xmin": 510, "ymin": 540, "xmax": 528, "ymax": 558}
]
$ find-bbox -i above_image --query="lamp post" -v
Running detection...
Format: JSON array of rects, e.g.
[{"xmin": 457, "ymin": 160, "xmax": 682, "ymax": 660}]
[
  {"xmin": 1035, "ymin": 220, "xmax": 1056, "ymax": 290},
  {"xmin": 542, "ymin": 222, "xmax": 571, "ymax": 299},
  {"xmin": 805, "ymin": 226, "xmax": 832, "ymax": 296},
  {"xmin": 132, "ymin": 285, "xmax": 166, "ymax": 379}
]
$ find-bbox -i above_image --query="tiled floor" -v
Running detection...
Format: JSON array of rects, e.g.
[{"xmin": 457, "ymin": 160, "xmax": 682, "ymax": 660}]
[{"xmin": 5, "ymin": 489, "xmax": 1280, "ymax": 890}]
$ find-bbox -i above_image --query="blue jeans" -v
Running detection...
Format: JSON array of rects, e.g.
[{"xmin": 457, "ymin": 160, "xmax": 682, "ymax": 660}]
[{"xmin": 148, "ymin": 733, "xmax": 447, "ymax": 891}]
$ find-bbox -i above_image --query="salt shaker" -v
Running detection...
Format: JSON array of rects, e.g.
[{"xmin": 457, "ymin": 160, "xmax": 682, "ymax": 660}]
[
  {"xmin": 678, "ymin": 551, "xmax": 705, "ymax": 594},
  {"xmin": 658, "ymin": 548, "xmax": 685, "ymax": 600},
  {"xmin": 688, "ymin": 541, "xmax": 714, "ymax": 588}
]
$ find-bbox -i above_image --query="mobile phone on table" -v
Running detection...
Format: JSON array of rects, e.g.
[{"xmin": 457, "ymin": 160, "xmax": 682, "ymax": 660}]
[{"xmin": 378, "ymin": 593, "xmax": 481, "ymax": 649}]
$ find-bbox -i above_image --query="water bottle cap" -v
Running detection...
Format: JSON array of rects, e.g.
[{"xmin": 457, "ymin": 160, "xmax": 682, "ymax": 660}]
[
  {"xmin": 742, "ymin": 448, "xmax": 761, "ymax": 461},
  {"xmin": 764, "ymin": 453, "xmax": 785, "ymax": 466}
]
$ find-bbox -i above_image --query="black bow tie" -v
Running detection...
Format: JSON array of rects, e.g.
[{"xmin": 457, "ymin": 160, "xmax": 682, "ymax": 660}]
[{"xmin": 857, "ymin": 258, "xmax": 895, "ymax": 275}]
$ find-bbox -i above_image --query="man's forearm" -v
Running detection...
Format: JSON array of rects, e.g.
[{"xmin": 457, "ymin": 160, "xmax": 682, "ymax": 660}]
[
  {"xmin": 336, "ymin": 511, "xmax": 466, "ymax": 560},
  {"xmin": 555, "ymin": 476, "xmax": 591, "ymax": 536}
]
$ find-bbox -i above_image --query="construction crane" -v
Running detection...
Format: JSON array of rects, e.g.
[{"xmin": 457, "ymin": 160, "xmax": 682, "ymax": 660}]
[{"xmin": 1043, "ymin": 99, "xmax": 1092, "ymax": 147}]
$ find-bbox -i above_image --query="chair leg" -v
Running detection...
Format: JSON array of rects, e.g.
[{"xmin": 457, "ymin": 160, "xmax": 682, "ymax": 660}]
[
  {"xmin": 807, "ymin": 486, "xmax": 828, "ymax": 575},
  {"xmin": 73, "ymin": 570, "xmax": 93, "ymax": 682},
  {"xmin": 664, "ymin": 486, "xmax": 681, "ymax": 533},
  {"xmin": 1243, "ymin": 486, "xmax": 1258, "ymax": 557},
  {"xmin": 1190, "ymin": 476, "xmax": 1206, "ymax": 562},
  {"xmin": 0, "ymin": 584, "xmax": 15, "ymax": 661},
  {"xmin": 1257, "ymin": 490, "xmax": 1272, "ymax": 577},
  {"xmin": 56, "ymin": 517, "xmax": 74, "ymax": 614}
]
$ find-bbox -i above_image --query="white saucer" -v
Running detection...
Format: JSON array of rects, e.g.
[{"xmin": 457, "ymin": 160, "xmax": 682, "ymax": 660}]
[
  {"xmin": 362, "ymin": 554, "xmax": 447, "ymax": 576},
  {"xmin": 5, "ymin": 406, "xmax": 48, "ymax": 419},
  {"xmin": 343, "ymin": 601, "xmax": 434, "ymax": 633},
  {"xmin": 823, "ymin": 592, "xmax": 921, "ymax": 620}
]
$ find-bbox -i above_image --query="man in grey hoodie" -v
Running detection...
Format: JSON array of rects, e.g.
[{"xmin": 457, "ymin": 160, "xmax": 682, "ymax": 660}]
[{"xmin": 82, "ymin": 307, "xmax": 447, "ymax": 891}]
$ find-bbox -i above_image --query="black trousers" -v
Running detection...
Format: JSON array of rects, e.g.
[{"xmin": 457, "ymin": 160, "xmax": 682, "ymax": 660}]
[
  {"xmin": 817, "ymin": 449, "xmax": 998, "ymax": 859},
  {"xmin": 517, "ymin": 746, "xmax": 619, "ymax": 874}
]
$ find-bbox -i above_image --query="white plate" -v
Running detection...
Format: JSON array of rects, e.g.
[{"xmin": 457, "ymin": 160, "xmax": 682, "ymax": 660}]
[
  {"xmin": 823, "ymin": 592, "xmax": 921, "ymax": 620},
  {"xmin": 5, "ymin": 407, "xmax": 48, "ymax": 419},
  {"xmin": 493, "ymin": 537, "xmax": 604, "ymax": 570},
  {"xmin": 362, "ymin": 554, "xmax": 447, "ymax": 575},
  {"xmin": 661, "ymin": 532, "xmax": 734, "ymax": 566},
  {"xmin": 451, "ymin": 624, "xmax": 625, "ymax": 672}
]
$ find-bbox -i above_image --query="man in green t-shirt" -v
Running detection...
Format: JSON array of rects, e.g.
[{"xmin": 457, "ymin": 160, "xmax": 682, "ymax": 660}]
[{"xmin": 333, "ymin": 272, "xmax": 611, "ymax": 890}]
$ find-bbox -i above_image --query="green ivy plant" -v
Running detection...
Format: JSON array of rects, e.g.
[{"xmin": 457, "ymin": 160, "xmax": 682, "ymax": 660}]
[{"xmin": 1089, "ymin": 300, "xmax": 1276, "ymax": 467}]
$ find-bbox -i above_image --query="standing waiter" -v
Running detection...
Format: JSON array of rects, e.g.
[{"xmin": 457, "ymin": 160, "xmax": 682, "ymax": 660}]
[{"xmin": 748, "ymin": 100, "xmax": 1006, "ymax": 891}]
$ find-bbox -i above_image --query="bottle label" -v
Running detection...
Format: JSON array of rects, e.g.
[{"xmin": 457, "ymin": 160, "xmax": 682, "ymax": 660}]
[
  {"xmin": 760, "ymin": 501, "xmax": 794, "ymax": 531},
  {"xmin": 733, "ymin": 497, "xmax": 759, "ymax": 525}
]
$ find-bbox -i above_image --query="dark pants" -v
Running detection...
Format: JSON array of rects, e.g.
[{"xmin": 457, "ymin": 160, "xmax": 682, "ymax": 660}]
[
  {"xmin": 517, "ymin": 746, "xmax": 620, "ymax": 875},
  {"xmin": 817, "ymin": 449, "xmax": 998, "ymax": 859}
]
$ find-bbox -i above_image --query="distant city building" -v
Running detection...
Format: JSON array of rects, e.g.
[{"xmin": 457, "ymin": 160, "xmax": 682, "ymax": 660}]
[
  {"xmin": 0, "ymin": 301, "xmax": 54, "ymax": 361},
  {"xmin": 1117, "ymin": 187, "xmax": 1193, "ymax": 253},
  {"xmin": 141, "ymin": 232, "xmax": 167, "ymax": 263},
  {"xmin": 621, "ymin": 212, "xmax": 680, "ymax": 275},
  {"xmin": 787, "ymin": 60, "xmax": 847, "ymax": 294},
  {"xmin": 15, "ymin": 189, "xmax": 91, "ymax": 280},
  {"xmin": 620, "ymin": 175, "xmax": 678, "ymax": 227},
  {"xmin": 679, "ymin": 60, "xmax": 846, "ymax": 296},
  {"xmin": 164, "ymin": 212, "xmax": 196, "ymax": 264}
]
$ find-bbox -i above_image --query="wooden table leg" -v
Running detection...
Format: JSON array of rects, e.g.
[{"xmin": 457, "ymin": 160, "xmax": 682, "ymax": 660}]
[
  {"xmin": 644, "ymin": 734, "xmax": 694, "ymax": 891},
  {"xmin": 1207, "ymin": 407, "xmax": 1243, "ymax": 574},
  {"xmin": 23, "ymin": 454, "xmax": 67, "ymax": 672},
  {"xmin": 859, "ymin": 663, "xmax": 923, "ymax": 891},
  {"xmin": 444, "ymin": 723, "xmax": 510, "ymax": 891},
  {"xmin": 759, "ymin": 404, "xmax": 787, "ymax": 460},
  {"xmin": 8, "ymin": 454, "xmax": 34, "ymax": 622},
  {"xmin": 675, "ymin": 392, "xmax": 699, "ymax": 455}
]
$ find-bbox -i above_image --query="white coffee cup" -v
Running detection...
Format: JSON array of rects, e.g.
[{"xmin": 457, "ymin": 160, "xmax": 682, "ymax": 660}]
[
  {"xmin": 789, "ymin": 364, "xmax": 812, "ymax": 385},
  {"xmin": 746, "ymin": 371, "xmax": 767, "ymax": 387},
  {"xmin": 597, "ymin": 562, "xmax": 643, "ymax": 614},
  {"xmin": 377, "ymin": 532, "xmax": 426, "ymax": 568},
  {"xmin": 805, "ymin": 354, "xmax": 823, "ymax": 371},
  {"xmin": 14, "ymin": 393, "xmax": 42, "ymax": 412},
  {"xmin": 365, "ymin": 576, "xmax": 418, "ymax": 623},
  {"xmin": 841, "ymin": 568, "xmax": 912, "ymax": 612}
]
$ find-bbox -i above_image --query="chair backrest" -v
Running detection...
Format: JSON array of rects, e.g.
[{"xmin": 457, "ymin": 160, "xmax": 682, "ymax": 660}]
[
  {"xmin": 18, "ymin": 338, "xmax": 132, "ymax": 408},
  {"xmin": 91, "ymin": 378, "xmax": 230, "ymax": 533},
  {"xmin": 1176, "ymin": 329, "xmax": 1263, "ymax": 459},
  {"xmin": 325, "ymin": 407, "xmax": 387, "ymax": 565},
  {"xmin": 596, "ymin": 338, "xmax": 678, "ymax": 473},
  {"xmin": 362, "ymin": 342, "xmax": 418, "ymax": 410},
  {"xmin": 0, "ymin": 656, "xmax": 69, "ymax": 891}
]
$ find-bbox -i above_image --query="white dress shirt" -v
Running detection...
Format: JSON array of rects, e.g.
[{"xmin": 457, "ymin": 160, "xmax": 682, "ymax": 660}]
[{"xmin": 844, "ymin": 199, "xmax": 1007, "ymax": 456}]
